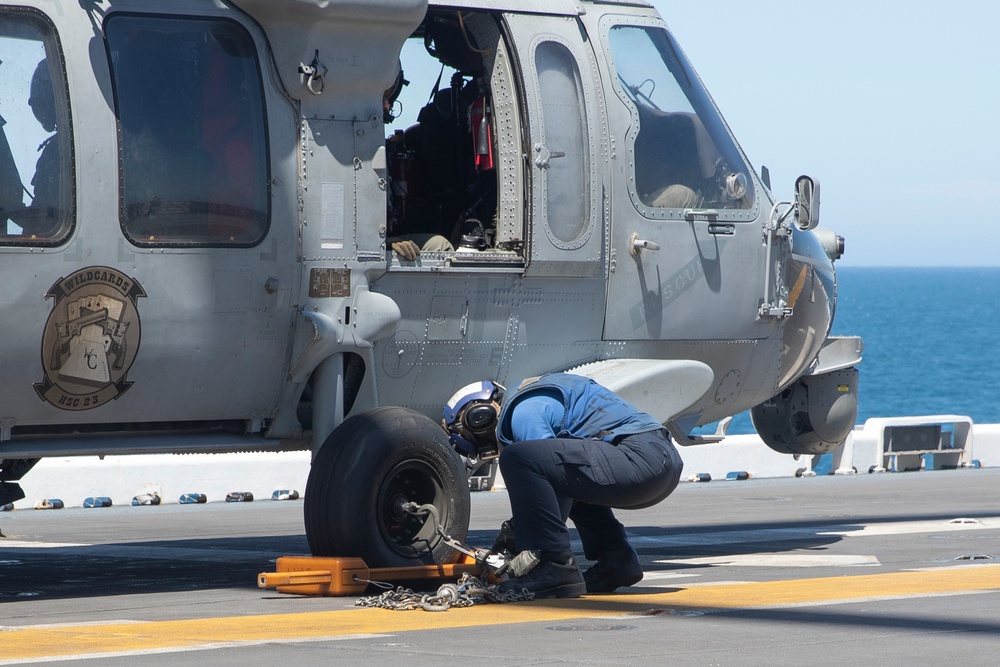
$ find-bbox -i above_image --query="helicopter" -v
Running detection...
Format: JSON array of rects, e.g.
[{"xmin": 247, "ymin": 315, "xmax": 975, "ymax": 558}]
[{"xmin": 0, "ymin": 0, "xmax": 861, "ymax": 568}]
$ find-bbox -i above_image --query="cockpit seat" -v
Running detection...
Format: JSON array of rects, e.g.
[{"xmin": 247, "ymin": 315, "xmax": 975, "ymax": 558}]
[
  {"xmin": 635, "ymin": 109, "xmax": 720, "ymax": 207},
  {"xmin": 0, "ymin": 117, "xmax": 24, "ymax": 225}
]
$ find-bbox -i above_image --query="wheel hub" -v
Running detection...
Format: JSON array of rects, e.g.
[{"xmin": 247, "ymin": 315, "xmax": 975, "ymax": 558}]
[{"xmin": 377, "ymin": 459, "xmax": 446, "ymax": 557}]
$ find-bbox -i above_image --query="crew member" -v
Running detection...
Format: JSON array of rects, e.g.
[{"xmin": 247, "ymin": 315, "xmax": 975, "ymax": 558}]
[
  {"xmin": 443, "ymin": 373, "xmax": 684, "ymax": 599},
  {"xmin": 17, "ymin": 58, "xmax": 61, "ymax": 238}
]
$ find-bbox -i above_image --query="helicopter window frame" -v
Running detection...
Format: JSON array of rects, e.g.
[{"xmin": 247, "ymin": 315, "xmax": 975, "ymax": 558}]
[
  {"xmin": 531, "ymin": 36, "xmax": 594, "ymax": 251},
  {"xmin": 601, "ymin": 16, "xmax": 759, "ymax": 224},
  {"xmin": 104, "ymin": 12, "xmax": 271, "ymax": 249},
  {"xmin": 0, "ymin": 7, "xmax": 75, "ymax": 248}
]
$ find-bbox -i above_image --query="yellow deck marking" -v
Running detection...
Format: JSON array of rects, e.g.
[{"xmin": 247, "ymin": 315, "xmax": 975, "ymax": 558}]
[{"xmin": 4, "ymin": 565, "xmax": 999, "ymax": 662}]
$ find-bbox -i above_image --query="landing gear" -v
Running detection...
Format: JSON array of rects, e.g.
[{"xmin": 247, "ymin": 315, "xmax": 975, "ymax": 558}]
[
  {"xmin": 1, "ymin": 458, "xmax": 40, "ymax": 507},
  {"xmin": 304, "ymin": 407, "xmax": 471, "ymax": 568}
]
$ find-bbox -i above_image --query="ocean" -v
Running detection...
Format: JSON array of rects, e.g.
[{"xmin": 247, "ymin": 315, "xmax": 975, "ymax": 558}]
[{"xmin": 726, "ymin": 267, "xmax": 1000, "ymax": 435}]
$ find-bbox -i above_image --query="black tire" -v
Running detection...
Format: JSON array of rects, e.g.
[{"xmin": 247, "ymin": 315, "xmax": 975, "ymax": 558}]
[{"xmin": 304, "ymin": 406, "xmax": 471, "ymax": 567}]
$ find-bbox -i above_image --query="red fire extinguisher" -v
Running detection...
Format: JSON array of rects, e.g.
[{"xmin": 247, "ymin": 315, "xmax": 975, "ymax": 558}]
[{"xmin": 470, "ymin": 93, "xmax": 494, "ymax": 171}]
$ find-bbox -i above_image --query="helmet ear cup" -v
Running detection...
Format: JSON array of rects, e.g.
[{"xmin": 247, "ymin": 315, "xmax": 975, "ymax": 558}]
[
  {"xmin": 441, "ymin": 380, "xmax": 503, "ymax": 456},
  {"xmin": 463, "ymin": 402, "xmax": 498, "ymax": 432},
  {"xmin": 449, "ymin": 400, "xmax": 499, "ymax": 457}
]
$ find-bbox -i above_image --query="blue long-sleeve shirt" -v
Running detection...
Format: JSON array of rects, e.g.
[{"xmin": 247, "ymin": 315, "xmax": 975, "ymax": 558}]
[{"xmin": 497, "ymin": 373, "xmax": 663, "ymax": 446}]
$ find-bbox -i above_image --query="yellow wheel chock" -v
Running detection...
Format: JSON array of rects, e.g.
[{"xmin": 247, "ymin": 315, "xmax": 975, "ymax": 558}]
[{"xmin": 258, "ymin": 554, "xmax": 482, "ymax": 596}]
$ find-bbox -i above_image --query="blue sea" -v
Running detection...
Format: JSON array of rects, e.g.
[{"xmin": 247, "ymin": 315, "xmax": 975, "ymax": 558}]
[{"xmin": 725, "ymin": 267, "xmax": 1000, "ymax": 434}]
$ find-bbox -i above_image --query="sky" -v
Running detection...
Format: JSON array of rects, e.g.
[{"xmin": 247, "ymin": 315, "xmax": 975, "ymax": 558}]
[{"xmin": 651, "ymin": 0, "xmax": 1000, "ymax": 267}]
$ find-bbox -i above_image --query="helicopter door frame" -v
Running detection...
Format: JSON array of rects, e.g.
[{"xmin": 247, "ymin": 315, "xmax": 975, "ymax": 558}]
[
  {"xmin": 93, "ymin": 9, "xmax": 297, "ymax": 428},
  {"xmin": 591, "ymin": 13, "xmax": 769, "ymax": 342},
  {"xmin": 502, "ymin": 12, "xmax": 606, "ymax": 279}
]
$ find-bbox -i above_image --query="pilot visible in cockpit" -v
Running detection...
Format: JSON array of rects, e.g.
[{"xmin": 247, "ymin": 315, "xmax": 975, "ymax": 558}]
[{"xmin": 17, "ymin": 58, "xmax": 62, "ymax": 238}]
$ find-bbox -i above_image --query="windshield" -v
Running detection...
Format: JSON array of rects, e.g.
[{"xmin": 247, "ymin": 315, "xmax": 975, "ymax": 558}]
[{"xmin": 609, "ymin": 25, "xmax": 753, "ymax": 212}]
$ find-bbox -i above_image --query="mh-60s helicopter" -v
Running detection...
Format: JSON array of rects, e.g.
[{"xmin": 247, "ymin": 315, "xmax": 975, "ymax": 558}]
[{"xmin": 0, "ymin": 0, "xmax": 860, "ymax": 568}]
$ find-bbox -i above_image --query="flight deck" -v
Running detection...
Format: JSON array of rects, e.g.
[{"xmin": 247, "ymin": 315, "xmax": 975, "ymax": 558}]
[{"xmin": 3, "ymin": 469, "xmax": 998, "ymax": 666}]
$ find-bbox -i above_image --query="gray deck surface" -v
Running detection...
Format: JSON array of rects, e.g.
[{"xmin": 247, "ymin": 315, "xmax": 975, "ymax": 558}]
[{"xmin": 2, "ymin": 468, "xmax": 999, "ymax": 665}]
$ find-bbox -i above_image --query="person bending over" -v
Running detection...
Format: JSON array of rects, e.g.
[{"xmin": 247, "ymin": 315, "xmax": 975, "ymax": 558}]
[{"xmin": 443, "ymin": 373, "xmax": 684, "ymax": 599}]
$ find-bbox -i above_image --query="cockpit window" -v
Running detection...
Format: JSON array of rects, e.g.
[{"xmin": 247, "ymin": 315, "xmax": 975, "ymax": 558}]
[
  {"xmin": 0, "ymin": 9, "xmax": 73, "ymax": 246},
  {"xmin": 609, "ymin": 25, "xmax": 754, "ymax": 213},
  {"xmin": 105, "ymin": 15, "xmax": 269, "ymax": 247}
]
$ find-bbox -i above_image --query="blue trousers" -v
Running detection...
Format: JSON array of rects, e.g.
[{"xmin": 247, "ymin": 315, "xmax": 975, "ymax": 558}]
[{"xmin": 498, "ymin": 429, "xmax": 683, "ymax": 557}]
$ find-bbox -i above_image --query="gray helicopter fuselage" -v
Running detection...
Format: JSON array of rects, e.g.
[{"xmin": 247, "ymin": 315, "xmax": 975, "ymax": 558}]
[{"xmin": 0, "ymin": 0, "xmax": 858, "ymax": 471}]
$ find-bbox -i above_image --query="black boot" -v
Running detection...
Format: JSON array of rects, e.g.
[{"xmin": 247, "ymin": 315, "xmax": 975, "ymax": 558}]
[
  {"xmin": 583, "ymin": 543, "xmax": 643, "ymax": 593},
  {"xmin": 497, "ymin": 551, "xmax": 586, "ymax": 599}
]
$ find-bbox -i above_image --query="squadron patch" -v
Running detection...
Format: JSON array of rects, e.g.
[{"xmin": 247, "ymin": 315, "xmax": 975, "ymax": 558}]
[{"xmin": 34, "ymin": 267, "xmax": 145, "ymax": 411}]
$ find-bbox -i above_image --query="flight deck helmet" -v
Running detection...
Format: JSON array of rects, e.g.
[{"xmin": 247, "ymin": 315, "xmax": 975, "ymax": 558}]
[
  {"xmin": 29, "ymin": 59, "xmax": 56, "ymax": 133},
  {"xmin": 442, "ymin": 380, "xmax": 504, "ymax": 457}
]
